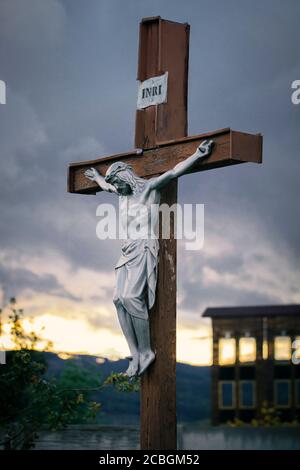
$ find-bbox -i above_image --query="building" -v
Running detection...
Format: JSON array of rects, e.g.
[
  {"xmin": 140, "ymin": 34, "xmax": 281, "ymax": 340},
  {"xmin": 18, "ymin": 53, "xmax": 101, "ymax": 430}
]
[{"xmin": 203, "ymin": 305, "xmax": 300, "ymax": 424}]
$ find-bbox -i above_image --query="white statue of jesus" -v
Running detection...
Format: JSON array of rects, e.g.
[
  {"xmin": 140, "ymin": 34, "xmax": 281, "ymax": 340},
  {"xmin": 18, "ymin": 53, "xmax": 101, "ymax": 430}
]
[{"xmin": 84, "ymin": 139, "xmax": 213, "ymax": 378}]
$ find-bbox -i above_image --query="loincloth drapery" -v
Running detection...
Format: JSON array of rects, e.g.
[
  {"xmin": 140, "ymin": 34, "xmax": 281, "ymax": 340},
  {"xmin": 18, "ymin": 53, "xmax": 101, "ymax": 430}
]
[{"xmin": 113, "ymin": 238, "xmax": 159, "ymax": 320}]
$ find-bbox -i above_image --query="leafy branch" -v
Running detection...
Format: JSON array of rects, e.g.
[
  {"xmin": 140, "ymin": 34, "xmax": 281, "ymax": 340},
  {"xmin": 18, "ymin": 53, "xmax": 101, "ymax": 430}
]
[{"xmin": 0, "ymin": 298, "xmax": 139, "ymax": 449}]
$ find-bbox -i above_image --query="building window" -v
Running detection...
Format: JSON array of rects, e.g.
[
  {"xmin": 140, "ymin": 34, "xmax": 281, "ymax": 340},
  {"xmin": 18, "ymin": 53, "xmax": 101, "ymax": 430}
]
[
  {"xmin": 274, "ymin": 336, "xmax": 291, "ymax": 361},
  {"xmin": 219, "ymin": 338, "xmax": 236, "ymax": 365},
  {"xmin": 239, "ymin": 381, "xmax": 256, "ymax": 409},
  {"xmin": 274, "ymin": 380, "xmax": 291, "ymax": 408},
  {"xmin": 239, "ymin": 337, "xmax": 256, "ymax": 363},
  {"xmin": 218, "ymin": 381, "xmax": 236, "ymax": 409},
  {"xmin": 295, "ymin": 380, "xmax": 300, "ymax": 408}
]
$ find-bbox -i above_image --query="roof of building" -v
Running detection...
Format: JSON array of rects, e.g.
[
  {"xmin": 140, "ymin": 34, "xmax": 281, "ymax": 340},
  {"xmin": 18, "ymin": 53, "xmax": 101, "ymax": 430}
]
[{"xmin": 202, "ymin": 304, "xmax": 300, "ymax": 318}]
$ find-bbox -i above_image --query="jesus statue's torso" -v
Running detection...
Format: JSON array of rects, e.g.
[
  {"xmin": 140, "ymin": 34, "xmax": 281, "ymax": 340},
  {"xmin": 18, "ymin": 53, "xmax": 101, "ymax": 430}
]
[{"xmin": 119, "ymin": 183, "xmax": 160, "ymax": 240}]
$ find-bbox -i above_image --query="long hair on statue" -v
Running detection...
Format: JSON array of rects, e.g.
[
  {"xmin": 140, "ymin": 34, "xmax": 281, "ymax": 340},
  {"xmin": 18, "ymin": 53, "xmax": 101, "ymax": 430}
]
[{"xmin": 105, "ymin": 162, "xmax": 146, "ymax": 196}]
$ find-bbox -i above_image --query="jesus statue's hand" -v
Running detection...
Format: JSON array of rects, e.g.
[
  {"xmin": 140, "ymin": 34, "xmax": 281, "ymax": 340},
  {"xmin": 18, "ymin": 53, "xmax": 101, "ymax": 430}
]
[
  {"xmin": 84, "ymin": 167, "xmax": 100, "ymax": 182},
  {"xmin": 196, "ymin": 139, "xmax": 214, "ymax": 158}
]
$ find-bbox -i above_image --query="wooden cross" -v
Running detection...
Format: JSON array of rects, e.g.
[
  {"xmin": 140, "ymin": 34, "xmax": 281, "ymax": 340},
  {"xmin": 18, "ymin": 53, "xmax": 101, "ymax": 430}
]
[{"xmin": 67, "ymin": 17, "xmax": 262, "ymax": 450}]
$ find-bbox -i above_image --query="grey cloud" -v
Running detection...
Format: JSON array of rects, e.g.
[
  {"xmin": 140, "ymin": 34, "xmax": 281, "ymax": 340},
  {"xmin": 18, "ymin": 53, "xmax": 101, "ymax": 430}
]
[
  {"xmin": 179, "ymin": 275, "xmax": 277, "ymax": 313},
  {"xmin": 0, "ymin": 264, "xmax": 78, "ymax": 302},
  {"xmin": 0, "ymin": 0, "xmax": 299, "ymax": 321}
]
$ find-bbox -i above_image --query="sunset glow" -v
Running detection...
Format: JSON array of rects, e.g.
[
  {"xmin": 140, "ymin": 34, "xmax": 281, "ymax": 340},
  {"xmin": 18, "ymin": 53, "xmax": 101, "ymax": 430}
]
[{"xmin": 0, "ymin": 308, "xmax": 213, "ymax": 366}]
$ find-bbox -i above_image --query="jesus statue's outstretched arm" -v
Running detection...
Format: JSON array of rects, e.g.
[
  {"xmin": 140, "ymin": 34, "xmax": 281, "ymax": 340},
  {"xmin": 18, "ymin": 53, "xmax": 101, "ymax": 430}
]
[
  {"xmin": 145, "ymin": 139, "xmax": 213, "ymax": 193},
  {"xmin": 84, "ymin": 168, "xmax": 118, "ymax": 193}
]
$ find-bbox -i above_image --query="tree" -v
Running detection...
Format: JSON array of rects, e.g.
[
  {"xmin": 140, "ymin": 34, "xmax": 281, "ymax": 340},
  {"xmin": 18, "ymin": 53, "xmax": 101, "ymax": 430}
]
[{"xmin": 0, "ymin": 298, "xmax": 138, "ymax": 449}]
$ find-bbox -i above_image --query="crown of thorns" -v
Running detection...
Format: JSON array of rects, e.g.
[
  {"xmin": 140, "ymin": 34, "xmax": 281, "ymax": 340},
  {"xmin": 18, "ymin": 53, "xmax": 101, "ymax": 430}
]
[{"xmin": 105, "ymin": 162, "xmax": 133, "ymax": 182}]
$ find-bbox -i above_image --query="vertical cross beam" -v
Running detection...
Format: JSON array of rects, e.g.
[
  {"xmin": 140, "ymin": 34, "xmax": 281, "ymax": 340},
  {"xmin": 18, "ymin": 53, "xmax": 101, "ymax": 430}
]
[{"xmin": 135, "ymin": 17, "xmax": 190, "ymax": 450}]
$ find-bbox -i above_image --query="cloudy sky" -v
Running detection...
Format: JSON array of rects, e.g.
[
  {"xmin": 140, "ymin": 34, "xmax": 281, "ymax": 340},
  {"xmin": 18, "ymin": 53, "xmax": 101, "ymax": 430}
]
[{"xmin": 0, "ymin": 0, "xmax": 299, "ymax": 365}]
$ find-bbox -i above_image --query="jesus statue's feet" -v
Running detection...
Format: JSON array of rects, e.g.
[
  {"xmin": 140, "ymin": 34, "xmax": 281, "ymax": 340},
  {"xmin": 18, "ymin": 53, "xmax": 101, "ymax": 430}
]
[
  {"xmin": 138, "ymin": 350, "xmax": 156, "ymax": 376},
  {"xmin": 124, "ymin": 355, "xmax": 139, "ymax": 378}
]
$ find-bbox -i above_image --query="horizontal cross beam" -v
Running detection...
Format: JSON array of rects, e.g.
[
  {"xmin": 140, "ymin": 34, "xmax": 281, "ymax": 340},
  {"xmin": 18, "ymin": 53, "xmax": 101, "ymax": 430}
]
[{"xmin": 67, "ymin": 128, "xmax": 262, "ymax": 194}]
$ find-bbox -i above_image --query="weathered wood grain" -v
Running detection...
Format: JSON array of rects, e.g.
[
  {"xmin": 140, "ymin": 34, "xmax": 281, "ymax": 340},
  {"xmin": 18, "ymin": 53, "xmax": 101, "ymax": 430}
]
[
  {"xmin": 135, "ymin": 17, "xmax": 189, "ymax": 149},
  {"xmin": 140, "ymin": 180, "xmax": 178, "ymax": 450},
  {"xmin": 68, "ymin": 128, "xmax": 262, "ymax": 194}
]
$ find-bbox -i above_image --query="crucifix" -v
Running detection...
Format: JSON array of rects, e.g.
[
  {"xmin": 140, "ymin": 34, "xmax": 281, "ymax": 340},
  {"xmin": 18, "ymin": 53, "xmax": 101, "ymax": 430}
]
[{"xmin": 67, "ymin": 17, "xmax": 262, "ymax": 450}]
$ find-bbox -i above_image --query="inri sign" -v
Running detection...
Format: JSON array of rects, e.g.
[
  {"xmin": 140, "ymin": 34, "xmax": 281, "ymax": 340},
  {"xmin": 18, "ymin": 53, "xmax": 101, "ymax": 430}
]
[{"xmin": 137, "ymin": 72, "xmax": 168, "ymax": 109}]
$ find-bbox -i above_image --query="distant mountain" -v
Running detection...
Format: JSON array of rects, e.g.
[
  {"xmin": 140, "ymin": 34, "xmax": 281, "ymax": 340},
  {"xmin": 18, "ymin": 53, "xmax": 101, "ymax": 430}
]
[{"xmin": 44, "ymin": 352, "xmax": 211, "ymax": 425}]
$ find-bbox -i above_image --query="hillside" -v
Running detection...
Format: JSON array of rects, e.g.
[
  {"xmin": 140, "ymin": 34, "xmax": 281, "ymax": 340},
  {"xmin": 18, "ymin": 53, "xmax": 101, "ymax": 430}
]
[{"xmin": 44, "ymin": 353, "xmax": 211, "ymax": 425}]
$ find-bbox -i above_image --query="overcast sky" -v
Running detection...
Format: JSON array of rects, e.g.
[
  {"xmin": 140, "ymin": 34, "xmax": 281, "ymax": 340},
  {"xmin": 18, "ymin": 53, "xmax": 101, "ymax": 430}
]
[{"xmin": 0, "ymin": 0, "xmax": 299, "ymax": 364}]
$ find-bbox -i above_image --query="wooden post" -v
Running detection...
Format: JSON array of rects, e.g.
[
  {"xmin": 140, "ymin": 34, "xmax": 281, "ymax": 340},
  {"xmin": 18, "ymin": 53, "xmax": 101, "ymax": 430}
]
[
  {"xmin": 136, "ymin": 17, "xmax": 189, "ymax": 450},
  {"xmin": 140, "ymin": 179, "xmax": 178, "ymax": 450}
]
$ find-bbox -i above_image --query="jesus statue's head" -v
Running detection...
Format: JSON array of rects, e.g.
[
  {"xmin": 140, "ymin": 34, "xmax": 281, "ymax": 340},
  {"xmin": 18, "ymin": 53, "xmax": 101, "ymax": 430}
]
[{"xmin": 105, "ymin": 161, "xmax": 146, "ymax": 196}]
